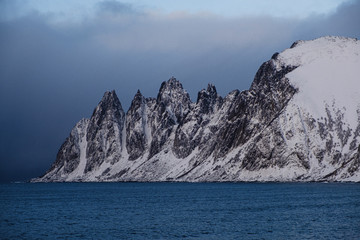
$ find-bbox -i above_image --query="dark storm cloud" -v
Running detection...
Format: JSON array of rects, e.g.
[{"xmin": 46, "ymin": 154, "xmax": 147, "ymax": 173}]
[
  {"xmin": 299, "ymin": 0, "xmax": 360, "ymax": 38},
  {"xmin": 0, "ymin": 0, "xmax": 359, "ymax": 182},
  {"xmin": 97, "ymin": 0, "xmax": 137, "ymax": 15}
]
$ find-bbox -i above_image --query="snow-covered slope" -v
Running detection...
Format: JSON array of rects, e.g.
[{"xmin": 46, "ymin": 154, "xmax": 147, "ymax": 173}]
[
  {"xmin": 277, "ymin": 37, "xmax": 360, "ymax": 128},
  {"xmin": 34, "ymin": 36, "xmax": 360, "ymax": 182},
  {"xmin": 280, "ymin": 37, "xmax": 360, "ymax": 181},
  {"xmin": 226, "ymin": 36, "xmax": 360, "ymax": 182}
]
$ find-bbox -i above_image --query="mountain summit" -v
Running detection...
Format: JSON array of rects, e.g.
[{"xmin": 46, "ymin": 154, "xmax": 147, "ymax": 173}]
[{"xmin": 34, "ymin": 36, "xmax": 360, "ymax": 182}]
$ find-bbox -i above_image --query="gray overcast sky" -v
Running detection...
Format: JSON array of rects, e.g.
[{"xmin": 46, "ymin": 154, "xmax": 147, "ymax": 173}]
[{"xmin": 0, "ymin": 0, "xmax": 359, "ymax": 182}]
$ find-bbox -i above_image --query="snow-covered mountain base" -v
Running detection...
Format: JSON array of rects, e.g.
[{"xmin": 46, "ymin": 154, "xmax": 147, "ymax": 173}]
[{"xmin": 33, "ymin": 36, "xmax": 360, "ymax": 182}]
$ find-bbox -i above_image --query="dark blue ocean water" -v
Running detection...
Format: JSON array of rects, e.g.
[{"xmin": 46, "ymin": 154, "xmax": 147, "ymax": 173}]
[{"xmin": 1, "ymin": 182, "xmax": 359, "ymax": 240}]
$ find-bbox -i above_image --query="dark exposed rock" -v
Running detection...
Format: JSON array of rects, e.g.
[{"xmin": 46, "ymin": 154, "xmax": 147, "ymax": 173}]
[
  {"xmin": 173, "ymin": 83, "xmax": 222, "ymax": 159},
  {"xmin": 126, "ymin": 90, "xmax": 148, "ymax": 160},
  {"xmin": 196, "ymin": 84, "xmax": 221, "ymax": 115},
  {"xmin": 213, "ymin": 60, "xmax": 297, "ymax": 159},
  {"xmin": 271, "ymin": 52, "xmax": 279, "ymax": 60},
  {"xmin": 148, "ymin": 77, "xmax": 192, "ymax": 159},
  {"xmin": 85, "ymin": 90, "xmax": 125, "ymax": 172},
  {"xmin": 290, "ymin": 40, "xmax": 302, "ymax": 49},
  {"xmin": 156, "ymin": 76, "xmax": 192, "ymax": 123}
]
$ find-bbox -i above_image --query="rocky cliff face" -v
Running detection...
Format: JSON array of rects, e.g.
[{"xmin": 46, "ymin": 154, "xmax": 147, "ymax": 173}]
[
  {"xmin": 85, "ymin": 90, "xmax": 125, "ymax": 172},
  {"xmin": 34, "ymin": 36, "xmax": 360, "ymax": 182}
]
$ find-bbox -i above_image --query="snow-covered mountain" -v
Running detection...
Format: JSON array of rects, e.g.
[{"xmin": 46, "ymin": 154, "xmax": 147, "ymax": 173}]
[{"xmin": 34, "ymin": 36, "xmax": 360, "ymax": 182}]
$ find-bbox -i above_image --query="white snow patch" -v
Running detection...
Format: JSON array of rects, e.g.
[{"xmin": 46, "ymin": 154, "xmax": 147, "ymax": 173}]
[
  {"xmin": 121, "ymin": 117, "xmax": 128, "ymax": 157},
  {"xmin": 67, "ymin": 119, "xmax": 89, "ymax": 181},
  {"xmin": 144, "ymin": 103, "xmax": 152, "ymax": 145},
  {"xmin": 279, "ymin": 36, "xmax": 360, "ymax": 129}
]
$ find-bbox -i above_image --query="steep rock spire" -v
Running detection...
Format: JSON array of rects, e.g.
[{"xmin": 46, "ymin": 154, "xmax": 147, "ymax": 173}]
[
  {"xmin": 148, "ymin": 77, "xmax": 193, "ymax": 159},
  {"xmin": 85, "ymin": 90, "xmax": 125, "ymax": 173},
  {"xmin": 196, "ymin": 83, "xmax": 220, "ymax": 114},
  {"xmin": 172, "ymin": 83, "xmax": 223, "ymax": 159},
  {"xmin": 126, "ymin": 90, "xmax": 149, "ymax": 160},
  {"xmin": 156, "ymin": 76, "xmax": 192, "ymax": 124}
]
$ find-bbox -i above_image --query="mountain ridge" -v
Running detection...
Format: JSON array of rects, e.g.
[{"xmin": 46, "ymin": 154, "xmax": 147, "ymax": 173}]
[{"xmin": 33, "ymin": 36, "xmax": 360, "ymax": 182}]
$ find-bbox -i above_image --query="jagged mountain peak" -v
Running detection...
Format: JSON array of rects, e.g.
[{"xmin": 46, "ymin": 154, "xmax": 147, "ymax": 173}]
[
  {"xmin": 88, "ymin": 89, "xmax": 125, "ymax": 143},
  {"xmin": 197, "ymin": 83, "xmax": 217, "ymax": 101},
  {"xmin": 34, "ymin": 36, "xmax": 360, "ymax": 183},
  {"xmin": 125, "ymin": 90, "xmax": 149, "ymax": 161},
  {"xmin": 102, "ymin": 89, "xmax": 118, "ymax": 101},
  {"xmin": 156, "ymin": 77, "xmax": 190, "ymax": 103},
  {"xmin": 128, "ymin": 89, "xmax": 145, "ymax": 112},
  {"xmin": 206, "ymin": 83, "xmax": 216, "ymax": 93},
  {"xmin": 160, "ymin": 76, "xmax": 182, "ymax": 90},
  {"xmin": 133, "ymin": 89, "xmax": 144, "ymax": 100},
  {"xmin": 136, "ymin": 89, "xmax": 142, "ymax": 95},
  {"xmin": 85, "ymin": 89, "xmax": 126, "ymax": 173},
  {"xmin": 94, "ymin": 90, "xmax": 123, "ymax": 115},
  {"xmin": 166, "ymin": 76, "xmax": 180, "ymax": 86},
  {"xmin": 199, "ymin": 83, "xmax": 217, "ymax": 95},
  {"xmin": 196, "ymin": 83, "xmax": 221, "ymax": 114},
  {"xmin": 155, "ymin": 76, "xmax": 192, "ymax": 124}
]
